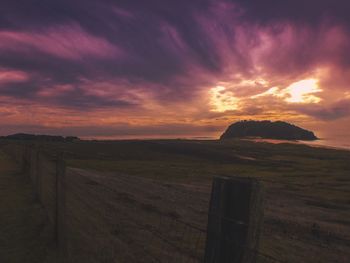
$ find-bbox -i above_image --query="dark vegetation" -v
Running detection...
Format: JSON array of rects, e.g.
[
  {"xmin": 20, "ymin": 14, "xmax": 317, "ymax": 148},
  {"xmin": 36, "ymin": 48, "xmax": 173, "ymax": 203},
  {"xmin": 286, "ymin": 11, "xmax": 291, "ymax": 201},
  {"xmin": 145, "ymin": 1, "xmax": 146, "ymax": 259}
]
[
  {"xmin": 220, "ymin": 120, "xmax": 318, "ymax": 140},
  {"xmin": 1, "ymin": 133, "xmax": 80, "ymax": 142}
]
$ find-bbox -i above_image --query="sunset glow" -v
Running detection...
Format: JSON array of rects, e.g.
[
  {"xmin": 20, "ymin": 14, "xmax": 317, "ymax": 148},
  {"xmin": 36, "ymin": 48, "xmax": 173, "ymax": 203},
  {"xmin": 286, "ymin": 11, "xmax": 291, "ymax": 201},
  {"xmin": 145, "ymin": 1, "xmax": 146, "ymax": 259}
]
[
  {"xmin": 0, "ymin": 0, "xmax": 349, "ymax": 139},
  {"xmin": 210, "ymin": 86, "xmax": 240, "ymax": 112},
  {"xmin": 285, "ymin": 79, "xmax": 322, "ymax": 104}
]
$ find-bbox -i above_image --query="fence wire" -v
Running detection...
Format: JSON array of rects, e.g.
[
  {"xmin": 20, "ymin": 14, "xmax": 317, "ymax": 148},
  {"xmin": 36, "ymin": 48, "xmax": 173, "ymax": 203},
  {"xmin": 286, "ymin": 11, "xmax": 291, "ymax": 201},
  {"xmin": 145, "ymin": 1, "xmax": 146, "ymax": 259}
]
[{"xmin": 2, "ymin": 143, "xmax": 293, "ymax": 263}]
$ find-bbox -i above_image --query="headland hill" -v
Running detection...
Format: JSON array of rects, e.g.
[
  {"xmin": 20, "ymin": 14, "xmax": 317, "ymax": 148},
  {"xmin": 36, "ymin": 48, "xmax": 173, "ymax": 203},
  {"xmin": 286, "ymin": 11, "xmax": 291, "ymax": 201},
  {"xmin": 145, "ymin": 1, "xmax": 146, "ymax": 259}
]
[{"xmin": 220, "ymin": 120, "xmax": 318, "ymax": 141}]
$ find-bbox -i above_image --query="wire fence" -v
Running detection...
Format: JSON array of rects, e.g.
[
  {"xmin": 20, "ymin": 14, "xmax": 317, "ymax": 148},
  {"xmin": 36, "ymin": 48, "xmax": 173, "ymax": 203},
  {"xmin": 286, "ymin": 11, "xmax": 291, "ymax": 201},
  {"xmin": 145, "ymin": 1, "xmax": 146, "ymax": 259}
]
[
  {"xmin": 63, "ymin": 167, "xmax": 208, "ymax": 263},
  {"xmin": 1, "ymin": 142, "xmax": 303, "ymax": 263}
]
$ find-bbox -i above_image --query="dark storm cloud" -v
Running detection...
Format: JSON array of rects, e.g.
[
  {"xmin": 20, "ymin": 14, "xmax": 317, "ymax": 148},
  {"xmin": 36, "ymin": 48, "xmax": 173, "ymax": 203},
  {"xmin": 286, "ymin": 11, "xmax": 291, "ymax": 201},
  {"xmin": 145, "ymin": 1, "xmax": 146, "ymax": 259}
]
[
  {"xmin": 233, "ymin": 0, "xmax": 350, "ymax": 70},
  {"xmin": 0, "ymin": 0, "xmax": 350, "ymax": 123},
  {"xmin": 0, "ymin": 0, "xmax": 223, "ymax": 112},
  {"xmin": 0, "ymin": 80, "xmax": 135, "ymax": 109},
  {"xmin": 233, "ymin": 0, "xmax": 350, "ymax": 27},
  {"xmin": 0, "ymin": 0, "xmax": 220, "ymax": 76},
  {"xmin": 47, "ymin": 87, "xmax": 135, "ymax": 110},
  {"xmin": 295, "ymin": 99, "xmax": 350, "ymax": 121},
  {"xmin": 0, "ymin": 0, "xmax": 218, "ymax": 109},
  {"xmin": 1, "ymin": 0, "xmax": 348, "ymax": 78}
]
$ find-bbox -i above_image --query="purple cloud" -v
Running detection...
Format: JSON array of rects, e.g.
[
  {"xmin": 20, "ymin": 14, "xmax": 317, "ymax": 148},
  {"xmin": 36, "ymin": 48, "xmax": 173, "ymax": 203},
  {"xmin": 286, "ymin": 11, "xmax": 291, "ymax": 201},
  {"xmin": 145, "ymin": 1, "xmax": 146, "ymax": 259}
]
[{"xmin": 0, "ymin": 0, "xmax": 349, "ymax": 137}]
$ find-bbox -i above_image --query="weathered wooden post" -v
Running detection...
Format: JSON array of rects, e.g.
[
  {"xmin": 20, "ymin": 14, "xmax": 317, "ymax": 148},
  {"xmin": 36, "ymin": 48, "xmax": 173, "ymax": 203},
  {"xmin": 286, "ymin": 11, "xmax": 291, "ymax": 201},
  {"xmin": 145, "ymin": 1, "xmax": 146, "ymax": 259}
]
[
  {"xmin": 204, "ymin": 176, "xmax": 264, "ymax": 263},
  {"xmin": 56, "ymin": 153, "xmax": 67, "ymax": 256}
]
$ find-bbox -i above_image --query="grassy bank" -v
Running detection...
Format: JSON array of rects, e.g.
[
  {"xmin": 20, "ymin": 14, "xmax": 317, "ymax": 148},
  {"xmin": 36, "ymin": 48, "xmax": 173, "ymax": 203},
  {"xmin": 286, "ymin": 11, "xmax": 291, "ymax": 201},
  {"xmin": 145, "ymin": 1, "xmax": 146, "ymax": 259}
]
[
  {"xmin": 63, "ymin": 139, "xmax": 350, "ymax": 261},
  {"xmin": 2, "ymin": 139, "xmax": 350, "ymax": 262},
  {"xmin": 0, "ymin": 150, "xmax": 53, "ymax": 263}
]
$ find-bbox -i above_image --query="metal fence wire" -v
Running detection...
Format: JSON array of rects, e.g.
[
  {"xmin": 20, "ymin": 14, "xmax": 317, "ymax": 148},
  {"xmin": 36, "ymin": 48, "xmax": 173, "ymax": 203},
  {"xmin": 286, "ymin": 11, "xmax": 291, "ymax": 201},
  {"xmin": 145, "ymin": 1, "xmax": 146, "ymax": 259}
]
[{"xmin": 1, "ymin": 143, "xmax": 291, "ymax": 263}]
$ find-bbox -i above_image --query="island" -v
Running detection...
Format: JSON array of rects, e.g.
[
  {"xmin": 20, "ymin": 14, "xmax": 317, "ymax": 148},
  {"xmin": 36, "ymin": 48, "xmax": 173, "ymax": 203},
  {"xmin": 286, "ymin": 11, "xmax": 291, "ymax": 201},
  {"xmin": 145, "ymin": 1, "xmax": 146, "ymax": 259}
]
[{"xmin": 220, "ymin": 120, "xmax": 318, "ymax": 141}]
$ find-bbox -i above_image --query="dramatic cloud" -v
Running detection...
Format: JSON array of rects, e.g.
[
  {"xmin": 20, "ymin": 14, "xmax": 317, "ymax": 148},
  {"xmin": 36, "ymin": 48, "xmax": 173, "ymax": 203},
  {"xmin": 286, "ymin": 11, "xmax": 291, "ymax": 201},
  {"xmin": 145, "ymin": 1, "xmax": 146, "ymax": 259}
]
[
  {"xmin": 0, "ymin": 24, "xmax": 122, "ymax": 60},
  {"xmin": 0, "ymin": 68, "xmax": 29, "ymax": 83},
  {"xmin": 0, "ymin": 0, "xmax": 349, "ymax": 138}
]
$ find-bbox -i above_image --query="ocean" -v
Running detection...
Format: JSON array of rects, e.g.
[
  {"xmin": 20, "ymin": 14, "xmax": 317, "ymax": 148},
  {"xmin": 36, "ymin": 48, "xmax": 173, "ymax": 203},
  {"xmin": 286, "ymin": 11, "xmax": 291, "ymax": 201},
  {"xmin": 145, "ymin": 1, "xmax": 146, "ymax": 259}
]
[
  {"xmin": 249, "ymin": 137, "xmax": 350, "ymax": 151},
  {"xmin": 302, "ymin": 137, "xmax": 350, "ymax": 151},
  {"xmin": 84, "ymin": 135, "xmax": 350, "ymax": 151}
]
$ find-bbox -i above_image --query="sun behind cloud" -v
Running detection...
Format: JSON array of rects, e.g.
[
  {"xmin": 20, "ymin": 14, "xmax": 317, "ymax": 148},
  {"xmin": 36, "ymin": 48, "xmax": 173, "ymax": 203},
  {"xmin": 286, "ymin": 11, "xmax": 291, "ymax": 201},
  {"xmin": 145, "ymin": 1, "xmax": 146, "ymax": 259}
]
[
  {"xmin": 209, "ymin": 86, "xmax": 240, "ymax": 112},
  {"xmin": 285, "ymin": 79, "xmax": 322, "ymax": 103},
  {"xmin": 251, "ymin": 78, "xmax": 322, "ymax": 104}
]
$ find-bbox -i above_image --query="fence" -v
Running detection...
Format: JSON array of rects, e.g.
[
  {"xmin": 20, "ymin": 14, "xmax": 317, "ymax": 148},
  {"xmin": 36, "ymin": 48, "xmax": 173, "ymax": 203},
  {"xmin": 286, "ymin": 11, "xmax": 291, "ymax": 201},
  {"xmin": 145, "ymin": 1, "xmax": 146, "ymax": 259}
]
[
  {"xmin": 2, "ymin": 143, "xmax": 273, "ymax": 263},
  {"xmin": 2, "ymin": 143, "xmax": 66, "ymax": 254}
]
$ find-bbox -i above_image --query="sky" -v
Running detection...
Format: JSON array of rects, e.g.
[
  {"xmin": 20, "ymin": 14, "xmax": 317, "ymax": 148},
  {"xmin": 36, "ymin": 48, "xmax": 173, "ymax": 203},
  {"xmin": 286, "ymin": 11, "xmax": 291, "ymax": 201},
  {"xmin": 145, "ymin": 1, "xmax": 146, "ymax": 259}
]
[{"xmin": 0, "ymin": 0, "xmax": 350, "ymax": 139}]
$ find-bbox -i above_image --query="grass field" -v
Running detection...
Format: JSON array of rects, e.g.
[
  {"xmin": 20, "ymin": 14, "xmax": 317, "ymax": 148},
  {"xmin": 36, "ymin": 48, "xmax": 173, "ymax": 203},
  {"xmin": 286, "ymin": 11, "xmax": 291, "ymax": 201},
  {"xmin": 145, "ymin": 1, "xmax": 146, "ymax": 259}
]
[
  {"xmin": 1, "ymin": 139, "xmax": 350, "ymax": 262},
  {"xmin": 0, "ymin": 149, "xmax": 54, "ymax": 263}
]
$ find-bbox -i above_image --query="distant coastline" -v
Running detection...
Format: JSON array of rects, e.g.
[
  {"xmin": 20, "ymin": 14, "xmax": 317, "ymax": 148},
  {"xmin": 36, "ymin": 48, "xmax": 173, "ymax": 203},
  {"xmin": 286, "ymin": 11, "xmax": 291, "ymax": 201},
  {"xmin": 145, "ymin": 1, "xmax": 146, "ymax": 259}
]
[
  {"xmin": 1, "ymin": 132, "xmax": 348, "ymax": 151},
  {"xmin": 300, "ymin": 138, "xmax": 350, "ymax": 151},
  {"xmin": 81, "ymin": 135, "xmax": 350, "ymax": 151},
  {"xmin": 244, "ymin": 137, "xmax": 350, "ymax": 151}
]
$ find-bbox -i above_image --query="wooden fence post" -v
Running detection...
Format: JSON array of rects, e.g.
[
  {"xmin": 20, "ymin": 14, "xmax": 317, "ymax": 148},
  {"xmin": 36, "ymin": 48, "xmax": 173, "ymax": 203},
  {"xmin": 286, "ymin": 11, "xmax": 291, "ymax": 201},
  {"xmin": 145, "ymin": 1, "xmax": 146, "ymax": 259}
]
[
  {"xmin": 56, "ymin": 154, "xmax": 67, "ymax": 256},
  {"xmin": 204, "ymin": 176, "xmax": 264, "ymax": 263}
]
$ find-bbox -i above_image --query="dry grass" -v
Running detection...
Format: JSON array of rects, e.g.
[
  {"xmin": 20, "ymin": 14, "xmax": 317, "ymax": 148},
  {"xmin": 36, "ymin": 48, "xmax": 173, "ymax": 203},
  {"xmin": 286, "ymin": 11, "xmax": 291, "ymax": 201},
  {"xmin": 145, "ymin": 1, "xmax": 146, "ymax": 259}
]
[
  {"xmin": 1, "ymin": 139, "xmax": 350, "ymax": 262},
  {"xmin": 0, "ymin": 149, "xmax": 54, "ymax": 263},
  {"xmin": 61, "ymin": 139, "xmax": 350, "ymax": 263}
]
